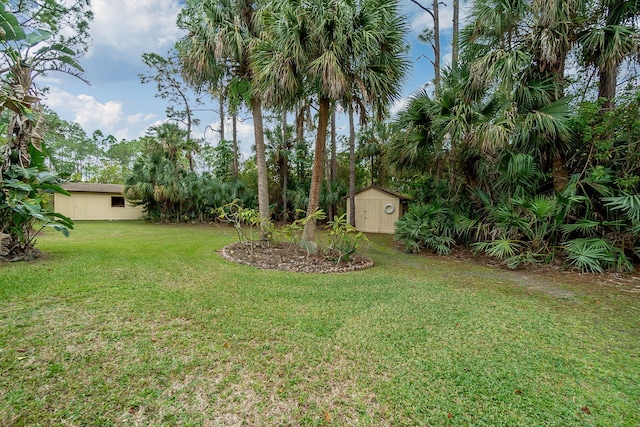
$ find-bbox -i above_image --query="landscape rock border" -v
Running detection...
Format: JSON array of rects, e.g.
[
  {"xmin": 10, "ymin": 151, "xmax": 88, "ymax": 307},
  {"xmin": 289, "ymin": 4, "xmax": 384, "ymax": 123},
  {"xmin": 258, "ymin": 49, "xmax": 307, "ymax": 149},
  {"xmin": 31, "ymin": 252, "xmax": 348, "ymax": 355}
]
[{"xmin": 220, "ymin": 241, "xmax": 374, "ymax": 273}]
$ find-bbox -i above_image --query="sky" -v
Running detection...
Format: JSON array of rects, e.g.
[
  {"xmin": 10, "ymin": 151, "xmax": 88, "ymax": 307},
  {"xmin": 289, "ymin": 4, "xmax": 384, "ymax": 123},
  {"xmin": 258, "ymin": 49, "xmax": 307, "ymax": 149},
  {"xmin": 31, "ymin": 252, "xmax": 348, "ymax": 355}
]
[{"xmin": 41, "ymin": 0, "xmax": 470, "ymax": 154}]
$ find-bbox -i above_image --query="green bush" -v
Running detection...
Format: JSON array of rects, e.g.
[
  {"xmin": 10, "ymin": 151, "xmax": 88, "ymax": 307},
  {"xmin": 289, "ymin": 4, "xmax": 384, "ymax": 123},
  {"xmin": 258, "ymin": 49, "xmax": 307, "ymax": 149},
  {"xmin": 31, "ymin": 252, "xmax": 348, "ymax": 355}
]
[
  {"xmin": 394, "ymin": 202, "xmax": 457, "ymax": 255},
  {"xmin": 325, "ymin": 213, "xmax": 368, "ymax": 263}
]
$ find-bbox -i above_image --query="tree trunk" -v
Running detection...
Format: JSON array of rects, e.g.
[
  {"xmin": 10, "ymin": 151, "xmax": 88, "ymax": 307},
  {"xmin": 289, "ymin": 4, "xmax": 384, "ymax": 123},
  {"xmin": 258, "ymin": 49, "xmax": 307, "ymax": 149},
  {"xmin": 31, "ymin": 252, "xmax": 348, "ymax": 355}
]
[
  {"xmin": 552, "ymin": 152, "xmax": 569, "ymax": 192},
  {"xmin": 598, "ymin": 62, "xmax": 618, "ymax": 111},
  {"xmin": 282, "ymin": 161, "xmax": 289, "ymax": 222},
  {"xmin": 296, "ymin": 101, "xmax": 305, "ymax": 144},
  {"xmin": 219, "ymin": 92, "xmax": 225, "ymax": 141},
  {"xmin": 328, "ymin": 106, "xmax": 337, "ymax": 222},
  {"xmin": 433, "ymin": 0, "xmax": 441, "ymax": 95},
  {"xmin": 232, "ymin": 111, "xmax": 238, "ymax": 178},
  {"xmin": 348, "ymin": 104, "xmax": 356, "ymax": 227},
  {"xmin": 452, "ymin": 0, "xmax": 459, "ymax": 66},
  {"xmin": 302, "ymin": 97, "xmax": 330, "ymax": 243},
  {"xmin": 282, "ymin": 109, "xmax": 289, "ymax": 221},
  {"xmin": 251, "ymin": 95, "xmax": 270, "ymax": 234}
]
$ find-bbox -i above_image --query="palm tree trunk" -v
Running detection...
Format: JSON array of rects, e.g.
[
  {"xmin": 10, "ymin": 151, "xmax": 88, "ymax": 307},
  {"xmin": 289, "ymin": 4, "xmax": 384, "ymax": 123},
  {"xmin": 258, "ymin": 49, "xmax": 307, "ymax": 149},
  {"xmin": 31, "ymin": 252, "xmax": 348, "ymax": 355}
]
[
  {"xmin": 296, "ymin": 101, "xmax": 305, "ymax": 144},
  {"xmin": 598, "ymin": 63, "xmax": 618, "ymax": 111},
  {"xmin": 348, "ymin": 104, "xmax": 356, "ymax": 227},
  {"xmin": 232, "ymin": 111, "xmax": 238, "ymax": 178},
  {"xmin": 433, "ymin": 0, "xmax": 441, "ymax": 95},
  {"xmin": 552, "ymin": 153, "xmax": 569, "ymax": 192},
  {"xmin": 282, "ymin": 161, "xmax": 289, "ymax": 222},
  {"xmin": 282, "ymin": 109, "xmax": 289, "ymax": 221},
  {"xmin": 220, "ymin": 92, "xmax": 225, "ymax": 141},
  {"xmin": 302, "ymin": 97, "xmax": 330, "ymax": 243},
  {"xmin": 452, "ymin": 0, "xmax": 459, "ymax": 66},
  {"xmin": 328, "ymin": 106, "xmax": 337, "ymax": 222},
  {"xmin": 251, "ymin": 95, "xmax": 270, "ymax": 234}
]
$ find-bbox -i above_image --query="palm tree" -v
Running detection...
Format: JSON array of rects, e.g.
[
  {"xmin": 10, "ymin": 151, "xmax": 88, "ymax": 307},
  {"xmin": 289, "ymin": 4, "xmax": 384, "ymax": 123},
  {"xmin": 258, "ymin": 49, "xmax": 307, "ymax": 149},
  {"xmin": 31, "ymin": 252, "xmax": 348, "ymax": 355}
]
[
  {"xmin": 390, "ymin": 64, "xmax": 512, "ymax": 191},
  {"xmin": 461, "ymin": 0, "xmax": 584, "ymax": 191},
  {"xmin": 254, "ymin": 0, "xmax": 409, "ymax": 244},
  {"xmin": 265, "ymin": 122, "xmax": 294, "ymax": 220},
  {"xmin": 348, "ymin": 104, "xmax": 357, "ymax": 226},
  {"xmin": 579, "ymin": 0, "xmax": 640, "ymax": 110},
  {"xmin": 387, "ymin": 88, "xmax": 439, "ymax": 176},
  {"xmin": 177, "ymin": 0, "xmax": 271, "ymax": 233}
]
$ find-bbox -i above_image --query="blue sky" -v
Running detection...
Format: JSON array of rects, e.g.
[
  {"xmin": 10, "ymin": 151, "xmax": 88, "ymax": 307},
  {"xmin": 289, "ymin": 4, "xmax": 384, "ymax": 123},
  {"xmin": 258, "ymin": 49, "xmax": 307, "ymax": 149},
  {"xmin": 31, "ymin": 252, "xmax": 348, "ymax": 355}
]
[{"xmin": 41, "ymin": 0, "xmax": 469, "ymax": 154}]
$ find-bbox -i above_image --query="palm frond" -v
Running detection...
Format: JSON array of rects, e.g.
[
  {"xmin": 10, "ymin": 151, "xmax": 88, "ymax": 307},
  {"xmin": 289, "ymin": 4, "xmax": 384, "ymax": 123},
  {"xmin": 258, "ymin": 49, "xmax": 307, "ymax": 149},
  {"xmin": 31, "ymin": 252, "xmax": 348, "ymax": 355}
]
[
  {"xmin": 559, "ymin": 219, "xmax": 602, "ymax": 236},
  {"xmin": 563, "ymin": 238, "xmax": 616, "ymax": 273},
  {"xmin": 602, "ymin": 194, "xmax": 640, "ymax": 223},
  {"xmin": 473, "ymin": 239, "xmax": 522, "ymax": 259}
]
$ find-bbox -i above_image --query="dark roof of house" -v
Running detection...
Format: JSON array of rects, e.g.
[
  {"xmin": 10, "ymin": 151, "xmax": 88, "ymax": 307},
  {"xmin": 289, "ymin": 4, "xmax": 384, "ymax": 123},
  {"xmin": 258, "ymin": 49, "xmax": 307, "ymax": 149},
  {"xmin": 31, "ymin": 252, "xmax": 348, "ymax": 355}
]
[
  {"xmin": 61, "ymin": 183, "xmax": 125, "ymax": 194},
  {"xmin": 353, "ymin": 185, "xmax": 411, "ymax": 200}
]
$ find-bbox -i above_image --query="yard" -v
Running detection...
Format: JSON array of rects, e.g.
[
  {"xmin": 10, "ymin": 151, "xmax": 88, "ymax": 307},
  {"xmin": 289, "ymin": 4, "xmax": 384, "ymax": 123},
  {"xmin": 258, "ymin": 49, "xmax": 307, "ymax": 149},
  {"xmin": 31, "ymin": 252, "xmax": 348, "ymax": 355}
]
[{"xmin": 1, "ymin": 221, "xmax": 639, "ymax": 426}]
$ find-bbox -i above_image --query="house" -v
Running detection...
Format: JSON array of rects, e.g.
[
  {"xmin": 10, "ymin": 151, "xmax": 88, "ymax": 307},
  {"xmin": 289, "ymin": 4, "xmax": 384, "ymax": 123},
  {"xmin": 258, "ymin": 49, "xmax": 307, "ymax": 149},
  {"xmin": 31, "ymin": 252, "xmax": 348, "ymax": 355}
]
[
  {"xmin": 346, "ymin": 186, "xmax": 410, "ymax": 234},
  {"xmin": 54, "ymin": 183, "xmax": 144, "ymax": 221}
]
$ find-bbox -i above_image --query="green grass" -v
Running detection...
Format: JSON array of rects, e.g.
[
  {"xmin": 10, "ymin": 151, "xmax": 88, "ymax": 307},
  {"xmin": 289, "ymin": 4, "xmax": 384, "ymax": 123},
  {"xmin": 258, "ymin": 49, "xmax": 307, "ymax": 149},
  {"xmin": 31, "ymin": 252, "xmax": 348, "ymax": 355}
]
[{"xmin": 1, "ymin": 221, "xmax": 639, "ymax": 426}]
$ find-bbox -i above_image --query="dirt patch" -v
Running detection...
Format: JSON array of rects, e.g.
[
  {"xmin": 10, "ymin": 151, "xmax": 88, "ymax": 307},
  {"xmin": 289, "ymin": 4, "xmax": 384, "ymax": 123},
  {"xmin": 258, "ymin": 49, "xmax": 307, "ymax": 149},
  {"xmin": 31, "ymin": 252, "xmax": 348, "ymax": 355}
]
[
  {"xmin": 220, "ymin": 241, "xmax": 374, "ymax": 273},
  {"xmin": 415, "ymin": 247, "xmax": 640, "ymax": 297}
]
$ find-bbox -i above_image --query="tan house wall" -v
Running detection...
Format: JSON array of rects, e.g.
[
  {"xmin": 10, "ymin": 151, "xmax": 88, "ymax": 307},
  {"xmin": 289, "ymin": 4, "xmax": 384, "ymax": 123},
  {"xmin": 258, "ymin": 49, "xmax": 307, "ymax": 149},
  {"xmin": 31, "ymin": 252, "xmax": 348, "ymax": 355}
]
[
  {"xmin": 346, "ymin": 187, "xmax": 404, "ymax": 234},
  {"xmin": 54, "ymin": 192, "xmax": 144, "ymax": 220}
]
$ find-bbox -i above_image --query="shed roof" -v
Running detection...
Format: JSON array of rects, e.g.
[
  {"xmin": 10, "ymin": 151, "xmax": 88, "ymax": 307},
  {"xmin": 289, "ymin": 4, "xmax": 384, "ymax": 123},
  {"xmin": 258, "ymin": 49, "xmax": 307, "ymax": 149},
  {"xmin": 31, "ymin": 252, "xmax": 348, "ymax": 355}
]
[
  {"xmin": 61, "ymin": 183, "xmax": 125, "ymax": 194},
  {"xmin": 353, "ymin": 186, "xmax": 411, "ymax": 200}
]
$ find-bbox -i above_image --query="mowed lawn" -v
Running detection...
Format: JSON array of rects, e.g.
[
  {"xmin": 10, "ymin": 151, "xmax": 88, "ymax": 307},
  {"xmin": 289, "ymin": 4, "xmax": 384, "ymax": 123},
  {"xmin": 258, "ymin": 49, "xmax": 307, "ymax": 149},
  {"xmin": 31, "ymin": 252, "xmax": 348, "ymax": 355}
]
[{"xmin": 1, "ymin": 222, "xmax": 639, "ymax": 426}]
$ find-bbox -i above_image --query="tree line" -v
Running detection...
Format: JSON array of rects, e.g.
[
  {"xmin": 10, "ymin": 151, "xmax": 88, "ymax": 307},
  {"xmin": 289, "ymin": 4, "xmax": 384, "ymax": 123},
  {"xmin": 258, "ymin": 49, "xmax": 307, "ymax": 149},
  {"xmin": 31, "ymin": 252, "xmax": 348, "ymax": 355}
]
[
  {"xmin": 2, "ymin": 0, "xmax": 640, "ymax": 272},
  {"xmin": 128, "ymin": 0, "xmax": 640, "ymax": 271},
  {"xmin": 390, "ymin": 0, "xmax": 640, "ymax": 272}
]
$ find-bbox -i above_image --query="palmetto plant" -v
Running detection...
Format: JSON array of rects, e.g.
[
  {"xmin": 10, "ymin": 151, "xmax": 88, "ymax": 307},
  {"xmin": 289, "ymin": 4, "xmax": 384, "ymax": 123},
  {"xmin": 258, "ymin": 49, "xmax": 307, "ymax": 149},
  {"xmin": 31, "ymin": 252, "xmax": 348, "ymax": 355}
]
[
  {"xmin": 563, "ymin": 237, "xmax": 632, "ymax": 273},
  {"xmin": 394, "ymin": 201, "xmax": 458, "ymax": 255},
  {"xmin": 473, "ymin": 195, "xmax": 563, "ymax": 268},
  {"xmin": 386, "ymin": 88, "xmax": 438, "ymax": 175}
]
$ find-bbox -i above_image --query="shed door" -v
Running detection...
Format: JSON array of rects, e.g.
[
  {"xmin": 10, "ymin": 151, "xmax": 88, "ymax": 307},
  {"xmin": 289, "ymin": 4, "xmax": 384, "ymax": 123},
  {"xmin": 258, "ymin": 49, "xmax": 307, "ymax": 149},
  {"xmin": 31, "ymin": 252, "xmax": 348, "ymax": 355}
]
[
  {"xmin": 365, "ymin": 200, "xmax": 382, "ymax": 233},
  {"xmin": 74, "ymin": 194, "xmax": 88, "ymax": 220},
  {"xmin": 356, "ymin": 199, "xmax": 383, "ymax": 233}
]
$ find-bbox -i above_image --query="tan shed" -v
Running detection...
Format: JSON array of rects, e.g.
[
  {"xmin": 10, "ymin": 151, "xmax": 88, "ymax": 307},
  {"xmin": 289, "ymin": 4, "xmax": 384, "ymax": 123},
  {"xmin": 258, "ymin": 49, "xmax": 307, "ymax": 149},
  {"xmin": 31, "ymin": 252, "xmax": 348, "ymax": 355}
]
[
  {"xmin": 54, "ymin": 183, "xmax": 144, "ymax": 221},
  {"xmin": 346, "ymin": 186, "xmax": 409, "ymax": 234}
]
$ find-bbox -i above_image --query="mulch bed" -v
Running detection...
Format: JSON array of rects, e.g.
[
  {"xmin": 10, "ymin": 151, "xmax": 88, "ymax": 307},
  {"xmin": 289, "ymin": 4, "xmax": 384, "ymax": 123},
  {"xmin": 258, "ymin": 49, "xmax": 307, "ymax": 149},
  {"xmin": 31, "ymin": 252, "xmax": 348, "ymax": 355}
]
[{"xmin": 220, "ymin": 241, "xmax": 374, "ymax": 273}]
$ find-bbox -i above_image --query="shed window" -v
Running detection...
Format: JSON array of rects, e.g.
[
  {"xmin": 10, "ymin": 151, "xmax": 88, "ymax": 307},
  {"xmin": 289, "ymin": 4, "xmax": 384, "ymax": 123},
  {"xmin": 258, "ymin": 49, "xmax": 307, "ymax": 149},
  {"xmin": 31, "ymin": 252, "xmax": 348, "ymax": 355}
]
[{"xmin": 111, "ymin": 196, "xmax": 125, "ymax": 207}]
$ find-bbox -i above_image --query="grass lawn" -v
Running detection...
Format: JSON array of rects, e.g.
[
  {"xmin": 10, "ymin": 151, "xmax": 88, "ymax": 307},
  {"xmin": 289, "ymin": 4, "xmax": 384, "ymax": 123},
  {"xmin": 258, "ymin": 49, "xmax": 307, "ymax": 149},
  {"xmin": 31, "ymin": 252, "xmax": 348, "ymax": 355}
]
[{"xmin": 1, "ymin": 221, "xmax": 639, "ymax": 426}]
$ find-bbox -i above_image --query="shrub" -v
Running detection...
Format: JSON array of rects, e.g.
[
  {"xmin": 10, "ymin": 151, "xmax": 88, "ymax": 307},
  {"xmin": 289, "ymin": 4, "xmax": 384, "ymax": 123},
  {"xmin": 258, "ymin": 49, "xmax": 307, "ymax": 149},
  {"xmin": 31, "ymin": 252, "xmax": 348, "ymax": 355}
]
[
  {"xmin": 325, "ymin": 213, "xmax": 368, "ymax": 264},
  {"xmin": 394, "ymin": 202, "xmax": 457, "ymax": 255}
]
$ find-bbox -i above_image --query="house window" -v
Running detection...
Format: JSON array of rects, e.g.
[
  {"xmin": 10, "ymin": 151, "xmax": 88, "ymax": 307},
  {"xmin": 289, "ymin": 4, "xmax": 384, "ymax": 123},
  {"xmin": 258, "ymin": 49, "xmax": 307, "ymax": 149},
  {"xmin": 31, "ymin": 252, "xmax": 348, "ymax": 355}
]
[{"xmin": 111, "ymin": 196, "xmax": 125, "ymax": 207}]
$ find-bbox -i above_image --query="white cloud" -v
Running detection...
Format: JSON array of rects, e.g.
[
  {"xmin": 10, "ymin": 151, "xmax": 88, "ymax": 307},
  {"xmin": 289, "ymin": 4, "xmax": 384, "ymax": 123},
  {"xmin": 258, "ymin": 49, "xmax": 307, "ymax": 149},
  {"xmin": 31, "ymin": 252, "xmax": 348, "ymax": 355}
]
[
  {"xmin": 127, "ymin": 113, "xmax": 157, "ymax": 125},
  {"xmin": 113, "ymin": 128, "xmax": 132, "ymax": 141},
  {"xmin": 411, "ymin": 5, "xmax": 454, "ymax": 34},
  {"xmin": 39, "ymin": 1, "xmax": 195, "ymax": 142},
  {"xmin": 44, "ymin": 87, "xmax": 122, "ymax": 129},
  {"xmin": 87, "ymin": 0, "xmax": 185, "ymax": 62},
  {"xmin": 74, "ymin": 94, "xmax": 123, "ymax": 129},
  {"xmin": 442, "ymin": 52, "xmax": 453, "ymax": 68},
  {"xmin": 234, "ymin": 118, "xmax": 253, "ymax": 137},
  {"xmin": 43, "ymin": 88, "xmax": 167, "ymax": 140}
]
